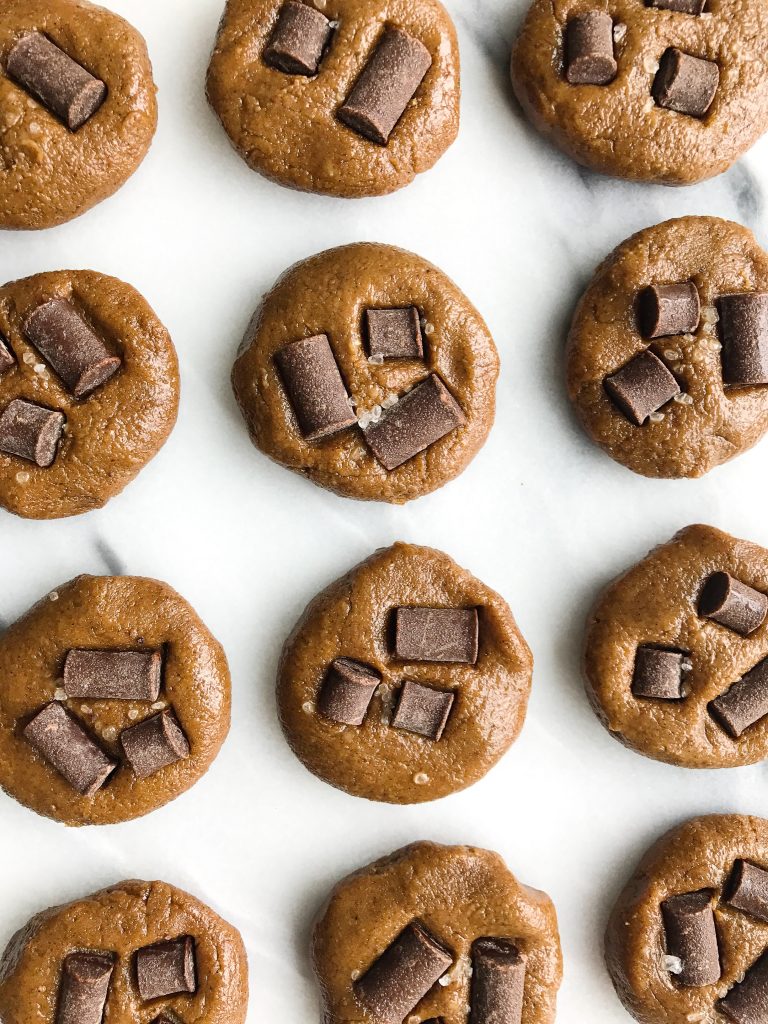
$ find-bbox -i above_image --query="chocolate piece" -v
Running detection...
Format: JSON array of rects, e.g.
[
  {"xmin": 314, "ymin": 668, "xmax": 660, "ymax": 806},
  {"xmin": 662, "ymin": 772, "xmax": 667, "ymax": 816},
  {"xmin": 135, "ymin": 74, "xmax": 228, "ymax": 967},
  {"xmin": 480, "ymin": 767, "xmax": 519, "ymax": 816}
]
[
  {"xmin": 24, "ymin": 299, "xmax": 121, "ymax": 399},
  {"xmin": 470, "ymin": 938, "xmax": 526, "ymax": 1024},
  {"xmin": 393, "ymin": 607, "xmax": 479, "ymax": 663},
  {"xmin": 661, "ymin": 890, "xmax": 720, "ymax": 987},
  {"xmin": 363, "ymin": 374, "xmax": 465, "ymax": 470},
  {"xmin": 391, "ymin": 681, "xmax": 455, "ymax": 741},
  {"xmin": 317, "ymin": 658, "xmax": 380, "ymax": 726},
  {"xmin": 120, "ymin": 709, "xmax": 189, "ymax": 779},
  {"xmin": 365, "ymin": 308, "xmax": 424, "ymax": 361},
  {"xmin": 0, "ymin": 399, "xmax": 65, "ymax": 467},
  {"xmin": 632, "ymin": 646, "xmax": 684, "ymax": 700},
  {"xmin": 338, "ymin": 27, "xmax": 432, "ymax": 145},
  {"xmin": 710, "ymin": 656, "xmax": 768, "ymax": 738},
  {"xmin": 653, "ymin": 48, "xmax": 719, "ymax": 118},
  {"xmin": 6, "ymin": 32, "xmax": 107, "ymax": 131},
  {"xmin": 275, "ymin": 334, "xmax": 356, "ymax": 441},
  {"xmin": 135, "ymin": 936, "xmax": 196, "ymax": 1001},
  {"xmin": 565, "ymin": 12, "xmax": 617, "ymax": 86},
  {"xmin": 0, "ymin": 336, "xmax": 15, "ymax": 376},
  {"xmin": 64, "ymin": 649, "xmax": 162, "ymax": 702},
  {"xmin": 720, "ymin": 950, "xmax": 768, "ymax": 1024},
  {"xmin": 57, "ymin": 952, "xmax": 115, "ymax": 1024},
  {"xmin": 725, "ymin": 860, "xmax": 768, "ymax": 923},
  {"xmin": 647, "ymin": 0, "xmax": 707, "ymax": 11},
  {"xmin": 718, "ymin": 293, "xmax": 768, "ymax": 387},
  {"xmin": 354, "ymin": 921, "xmax": 453, "ymax": 1024},
  {"xmin": 264, "ymin": 1, "xmax": 332, "ymax": 76},
  {"xmin": 699, "ymin": 572, "xmax": 768, "ymax": 636},
  {"xmin": 639, "ymin": 282, "xmax": 701, "ymax": 339},
  {"xmin": 604, "ymin": 350, "xmax": 680, "ymax": 425},
  {"xmin": 23, "ymin": 703, "xmax": 116, "ymax": 796}
]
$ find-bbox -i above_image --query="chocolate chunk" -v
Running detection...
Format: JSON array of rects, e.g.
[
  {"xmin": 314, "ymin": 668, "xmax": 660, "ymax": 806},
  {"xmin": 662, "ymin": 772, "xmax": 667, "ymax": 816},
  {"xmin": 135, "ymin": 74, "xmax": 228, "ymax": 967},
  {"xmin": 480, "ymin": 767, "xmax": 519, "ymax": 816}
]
[
  {"xmin": 391, "ymin": 681, "xmax": 455, "ymax": 741},
  {"xmin": 470, "ymin": 938, "xmax": 526, "ymax": 1024},
  {"xmin": 57, "ymin": 952, "xmax": 115, "ymax": 1024},
  {"xmin": 661, "ymin": 890, "xmax": 720, "ymax": 987},
  {"xmin": 24, "ymin": 299, "xmax": 121, "ymax": 399},
  {"xmin": 725, "ymin": 860, "xmax": 768, "ymax": 922},
  {"xmin": 6, "ymin": 32, "xmax": 107, "ymax": 131},
  {"xmin": 718, "ymin": 293, "xmax": 768, "ymax": 387},
  {"xmin": 24, "ymin": 703, "xmax": 116, "ymax": 796},
  {"xmin": 0, "ymin": 399, "xmax": 65, "ymax": 467},
  {"xmin": 264, "ymin": 1, "xmax": 332, "ymax": 76},
  {"xmin": 699, "ymin": 572, "xmax": 768, "ymax": 636},
  {"xmin": 0, "ymin": 336, "xmax": 15, "ymax": 376},
  {"xmin": 653, "ymin": 48, "xmax": 719, "ymax": 118},
  {"xmin": 354, "ymin": 921, "xmax": 453, "ymax": 1024},
  {"xmin": 565, "ymin": 12, "xmax": 617, "ymax": 86},
  {"xmin": 720, "ymin": 950, "xmax": 768, "ymax": 1024},
  {"xmin": 317, "ymin": 658, "xmax": 380, "ymax": 725},
  {"xmin": 338, "ymin": 27, "xmax": 432, "ymax": 144},
  {"xmin": 135, "ymin": 937, "xmax": 196, "ymax": 1001},
  {"xmin": 363, "ymin": 374, "xmax": 465, "ymax": 470},
  {"xmin": 275, "ymin": 334, "xmax": 356, "ymax": 441},
  {"xmin": 647, "ymin": 0, "xmax": 707, "ymax": 11},
  {"xmin": 639, "ymin": 282, "xmax": 701, "ymax": 338},
  {"xmin": 604, "ymin": 350, "xmax": 680, "ymax": 425},
  {"xmin": 710, "ymin": 656, "xmax": 768, "ymax": 738},
  {"xmin": 120, "ymin": 709, "xmax": 189, "ymax": 779},
  {"xmin": 64, "ymin": 649, "xmax": 162, "ymax": 702},
  {"xmin": 365, "ymin": 308, "xmax": 424, "ymax": 361},
  {"xmin": 393, "ymin": 607, "xmax": 479, "ymax": 664},
  {"xmin": 632, "ymin": 646, "xmax": 685, "ymax": 700}
]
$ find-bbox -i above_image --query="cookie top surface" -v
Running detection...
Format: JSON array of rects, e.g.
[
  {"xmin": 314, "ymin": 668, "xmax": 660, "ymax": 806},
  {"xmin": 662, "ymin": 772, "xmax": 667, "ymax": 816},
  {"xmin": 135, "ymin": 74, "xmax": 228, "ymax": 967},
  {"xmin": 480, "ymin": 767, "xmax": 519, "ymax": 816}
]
[
  {"xmin": 206, "ymin": 0, "xmax": 459, "ymax": 198},
  {"xmin": 232, "ymin": 243, "xmax": 499, "ymax": 504},
  {"xmin": 511, "ymin": 0, "xmax": 768, "ymax": 185},
  {"xmin": 0, "ymin": 574, "xmax": 231, "ymax": 825},
  {"xmin": 0, "ymin": 0, "xmax": 157, "ymax": 230},
  {"xmin": 277, "ymin": 542, "xmax": 533, "ymax": 803},
  {"xmin": 567, "ymin": 217, "xmax": 768, "ymax": 479}
]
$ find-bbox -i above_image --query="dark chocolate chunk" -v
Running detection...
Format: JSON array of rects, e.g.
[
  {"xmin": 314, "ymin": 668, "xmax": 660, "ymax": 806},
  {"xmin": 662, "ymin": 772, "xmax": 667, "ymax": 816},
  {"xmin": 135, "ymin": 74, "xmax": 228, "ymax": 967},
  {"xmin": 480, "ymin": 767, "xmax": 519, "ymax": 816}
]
[
  {"xmin": 365, "ymin": 308, "xmax": 424, "ymax": 361},
  {"xmin": 135, "ymin": 936, "xmax": 196, "ymax": 1001},
  {"xmin": 64, "ymin": 649, "xmax": 162, "ymax": 702},
  {"xmin": 317, "ymin": 657, "xmax": 380, "ymax": 726},
  {"xmin": 0, "ymin": 399, "xmax": 65, "ymax": 467},
  {"xmin": 565, "ymin": 12, "xmax": 617, "ymax": 86},
  {"xmin": 391, "ymin": 681, "xmax": 454, "ymax": 741},
  {"xmin": 354, "ymin": 921, "xmax": 453, "ymax": 1024},
  {"xmin": 718, "ymin": 293, "xmax": 768, "ymax": 387},
  {"xmin": 604, "ymin": 350, "xmax": 680, "ymax": 425},
  {"xmin": 338, "ymin": 27, "xmax": 432, "ymax": 145},
  {"xmin": 725, "ymin": 860, "xmax": 768, "ymax": 923},
  {"xmin": 24, "ymin": 299, "xmax": 121, "ymax": 399},
  {"xmin": 470, "ymin": 938, "xmax": 526, "ymax": 1024},
  {"xmin": 57, "ymin": 952, "xmax": 115, "ymax": 1024},
  {"xmin": 639, "ymin": 282, "xmax": 701, "ymax": 339},
  {"xmin": 661, "ymin": 890, "xmax": 720, "ymax": 987},
  {"xmin": 0, "ymin": 336, "xmax": 15, "ymax": 376},
  {"xmin": 710, "ymin": 656, "xmax": 768, "ymax": 738},
  {"xmin": 275, "ymin": 334, "xmax": 356, "ymax": 441},
  {"xmin": 653, "ymin": 48, "xmax": 719, "ymax": 118},
  {"xmin": 6, "ymin": 32, "xmax": 107, "ymax": 131},
  {"xmin": 720, "ymin": 949, "xmax": 768, "ymax": 1024},
  {"xmin": 393, "ymin": 607, "xmax": 479, "ymax": 663},
  {"xmin": 120, "ymin": 709, "xmax": 189, "ymax": 779},
  {"xmin": 699, "ymin": 572, "xmax": 768, "ymax": 636},
  {"xmin": 632, "ymin": 646, "xmax": 685, "ymax": 700},
  {"xmin": 363, "ymin": 374, "xmax": 465, "ymax": 470},
  {"xmin": 647, "ymin": 0, "xmax": 707, "ymax": 11},
  {"xmin": 264, "ymin": 1, "xmax": 332, "ymax": 76},
  {"xmin": 24, "ymin": 703, "xmax": 116, "ymax": 796}
]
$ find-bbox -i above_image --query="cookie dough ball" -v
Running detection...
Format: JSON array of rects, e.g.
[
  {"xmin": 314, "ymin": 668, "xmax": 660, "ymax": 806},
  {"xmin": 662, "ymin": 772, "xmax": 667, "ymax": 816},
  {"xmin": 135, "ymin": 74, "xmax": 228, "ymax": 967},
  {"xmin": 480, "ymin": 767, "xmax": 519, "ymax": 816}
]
[
  {"xmin": 206, "ymin": 0, "xmax": 460, "ymax": 198},
  {"xmin": 278, "ymin": 542, "xmax": 533, "ymax": 803},
  {"xmin": 0, "ymin": 270, "xmax": 179, "ymax": 519},
  {"xmin": 232, "ymin": 243, "xmax": 498, "ymax": 504},
  {"xmin": 0, "ymin": 0, "xmax": 157, "ymax": 230},
  {"xmin": 0, "ymin": 879, "xmax": 248, "ymax": 1024},
  {"xmin": 511, "ymin": 0, "xmax": 768, "ymax": 185},
  {"xmin": 313, "ymin": 841, "xmax": 562, "ymax": 1024},
  {"xmin": 0, "ymin": 574, "xmax": 231, "ymax": 826},
  {"xmin": 567, "ymin": 217, "xmax": 768, "ymax": 479}
]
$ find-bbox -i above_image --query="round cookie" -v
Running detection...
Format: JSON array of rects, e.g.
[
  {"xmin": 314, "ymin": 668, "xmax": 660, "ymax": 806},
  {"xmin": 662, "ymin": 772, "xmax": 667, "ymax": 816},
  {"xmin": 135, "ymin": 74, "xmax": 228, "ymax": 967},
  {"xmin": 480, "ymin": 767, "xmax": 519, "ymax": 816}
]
[
  {"xmin": 206, "ymin": 0, "xmax": 460, "ymax": 198},
  {"xmin": 313, "ymin": 841, "xmax": 562, "ymax": 1024},
  {"xmin": 567, "ymin": 217, "xmax": 768, "ymax": 479},
  {"xmin": 0, "ymin": 574, "xmax": 231, "ymax": 826},
  {"xmin": 277, "ymin": 542, "xmax": 533, "ymax": 803},
  {"xmin": 0, "ymin": 879, "xmax": 248, "ymax": 1024},
  {"xmin": 0, "ymin": 0, "xmax": 157, "ymax": 230},
  {"xmin": 0, "ymin": 269, "xmax": 179, "ymax": 519},
  {"xmin": 232, "ymin": 243, "xmax": 498, "ymax": 504},
  {"xmin": 511, "ymin": 0, "xmax": 768, "ymax": 185}
]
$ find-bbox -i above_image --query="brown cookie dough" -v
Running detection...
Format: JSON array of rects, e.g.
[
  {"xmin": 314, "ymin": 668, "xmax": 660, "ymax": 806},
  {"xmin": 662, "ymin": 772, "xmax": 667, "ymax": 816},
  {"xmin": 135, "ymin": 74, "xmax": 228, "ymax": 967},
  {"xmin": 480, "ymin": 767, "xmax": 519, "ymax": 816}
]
[
  {"xmin": 313, "ymin": 841, "xmax": 562, "ymax": 1024},
  {"xmin": 232, "ymin": 244, "xmax": 499, "ymax": 504},
  {"xmin": 278, "ymin": 542, "xmax": 533, "ymax": 803},
  {"xmin": 0, "ymin": 270, "xmax": 179, "ymax": 519},
  {"xmin": 0, "ymin": 879, "xmax": 248, "ymax": 1024},
  {"xmin": 206, "ymin": 0, "xmax": 460, "ymax": 198},
  {"xmin": 511, "ymin": 0, "xmax": 768, "ymax": 185},
  {"xmin": 0, "ymin": 0, "xmax": 157, "ymax": 230},
  {"xmin": 0, "ymin": 574, "xmax": 231, "ymax": 826},
  {"xmin": 567, "ymin": 217, "xmax": 768, "ymax": 479}
]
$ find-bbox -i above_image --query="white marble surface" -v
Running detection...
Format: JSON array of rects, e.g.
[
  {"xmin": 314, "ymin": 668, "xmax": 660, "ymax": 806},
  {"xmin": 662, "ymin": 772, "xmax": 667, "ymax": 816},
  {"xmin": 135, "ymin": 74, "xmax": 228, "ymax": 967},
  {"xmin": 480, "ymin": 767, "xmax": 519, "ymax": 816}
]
[{"xmin": 1, "ymin": 0, "xmax": 768, "ymax": 1020}]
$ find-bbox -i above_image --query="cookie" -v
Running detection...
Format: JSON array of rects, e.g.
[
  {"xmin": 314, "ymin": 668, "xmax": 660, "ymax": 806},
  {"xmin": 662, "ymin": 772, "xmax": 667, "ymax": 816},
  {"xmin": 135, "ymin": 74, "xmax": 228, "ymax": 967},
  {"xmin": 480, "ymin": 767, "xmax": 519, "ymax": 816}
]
[
  {"xmin": 206, "ymin": 0, "xmax": 460, "ymax": 198},
  {"xmin": 510, "ymin": 0, "xmax": 768, "ymax": 185},
  {"xmin": 0, "ymin": 0, "xmax": 157, "ymax": 230},
  {"xmin": 567, "ymin": 217, "xmax": 768, "ymax": 479},
  {"xmin": 232, "ymin": 243, "xmax": 498, "ymax": 504},
  {"xmin": 0, "ymin": 270, "xmax": 179, "ymax": 519},
  {"xmin": 0, "ymin": 574, "xmax": 230, "ymax": 825},
  {"xmin": 277, "ymin": 542, "xmax": 533, "ymax": 803},
  {"xmin": 0, "ymin": 879, "xmax": 248, "ymax": 1024},
  {"xmin": 312, "ymin": 841, "xmax": 562, "ymax": 1024}
]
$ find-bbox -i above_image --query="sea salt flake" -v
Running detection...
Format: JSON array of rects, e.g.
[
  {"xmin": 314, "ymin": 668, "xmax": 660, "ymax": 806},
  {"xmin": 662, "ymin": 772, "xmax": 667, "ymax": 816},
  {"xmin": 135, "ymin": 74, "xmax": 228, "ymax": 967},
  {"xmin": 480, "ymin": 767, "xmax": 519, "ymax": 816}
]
[
  {"xmin": 33, "ymin": 363, "xmax": 46, "ymax": 374},
  {"xmin": 613, "ymin": 22, "xmax": 627, "ymax": 41},
  {"xmin": 48, "ymin": 591, "xmax": 59, "ymax": 602},
  {"xmin": 54, "ymin": 688, "xmax": 67, "ymax": 701},
  {"xmin": 128, "ymin": 709, "xmax": 140, "ymax": 721},
  {"xmin": 673, "ymin": 393, "xmax": 693, "ymax": 405},
  {"xmin": 413, "ymin": 772, "xmax": 429, "ymax": 785},
  {"xmin": 22, "ymin": 351, "xmax": 35, "ymax": 365},
  {"xmin": 382, "ymin": 394, "xmax": 398, "ymax": 409},
  {"xmin": 102, "ymin": 726, "xmax": 117, "ymax": 741},
  {"xmin": 664, "ymin": 954, "xmax": 683, "ymax": 975},
  {"xmin": 423, "ymin": 323, "xmax": 435, "ymax": 336},
  {"xmin": 15, "ymin": 471, "xmax": 30, "ymax": 484},
  {"xmin": 350, "ymin": 969, "xmax": 360, "ymax": 980},
  {"xmin": 643, "ymin": 55, "xmax": 659, "ymax": 73},
  {"xmin": 80, "ymin": 705, "xmax": 92, "ymax": 716},
  {"xmin": 302, "ymin": 701, "xmax": 313, "ymax": 714},
  {"xmin": 664, "ymin": 349, "xmax": 680, "ymax": 361},
  {"xmin": 151, "ymin": 701, "xmax": 166, "ymax": 711},
  {"xmin": 368, "ymin": 354, "xmax": 384, "ymax": 366},
  {"xmin": 649, "ymin": 412, "xmax": 665, "ymax": 423}
]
